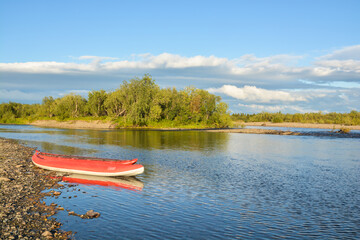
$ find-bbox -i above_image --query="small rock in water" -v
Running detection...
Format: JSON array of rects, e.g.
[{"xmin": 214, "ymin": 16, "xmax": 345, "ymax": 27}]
[
  {"xmin": 53, "ymin": 191, "xmax": 61, "ymax": 196},
  {"xmin": 85, "ymin": 210, "xmax": 100, "ymax": 218}
]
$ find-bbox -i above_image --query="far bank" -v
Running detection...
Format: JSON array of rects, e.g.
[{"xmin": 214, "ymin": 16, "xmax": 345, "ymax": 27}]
[
  {"xmin": 239, "ymin": 122, "xmax": 360, "ymax": 130},
  {"xmin": 29, "ymin": 119, "xmax": 360, "ymax": 131}
]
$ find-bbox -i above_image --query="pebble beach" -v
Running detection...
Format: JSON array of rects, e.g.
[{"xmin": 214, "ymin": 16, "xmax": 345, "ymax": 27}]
[{"xmin": 0, "ymin": 138, "xmax": 72, "ymax": 239}]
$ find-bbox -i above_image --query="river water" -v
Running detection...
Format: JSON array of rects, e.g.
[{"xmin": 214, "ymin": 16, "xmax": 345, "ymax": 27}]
[{"xmin": 0, "ymin": 124, "xmax": 359, "ymax": 239}]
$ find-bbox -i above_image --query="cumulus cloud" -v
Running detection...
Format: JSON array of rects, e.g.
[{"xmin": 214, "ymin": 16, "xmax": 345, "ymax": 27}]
[
  {"xmin": 208, "ymin": 85, "xmax": 306, "ymax": 103},
  {"xmin": 318, "ymin": 45, "xmax": 360, "ymax": 60},
  {"xmin": 237, "ymin": 103, "xmax": 314, "ymax": 113},
  {"xmin": 1, "ymin": 45, "xmax": 360, "ymax": 112},
  {"xmin": 0, "ymin": 53, "xmax": 230, "ymax": 74},
  {"xmin": 310, "ymin": 45, "xmax": 360, "ymax": 80},
  {"xmin": 0, "ymin": 62, "xmax": 95, "ymax": 74},
  {"xmin": 0, "ymin": 46, "xmax": 359, "ymax": 86}
]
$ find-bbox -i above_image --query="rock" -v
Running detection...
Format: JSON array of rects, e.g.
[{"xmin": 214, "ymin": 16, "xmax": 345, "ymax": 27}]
[
  {"xmin": 52, "ymin": 191, "xmax": 61, "ymax": 196},
  {"xmin": 41, "ymin": 231, "xmax": 52, "ymax": 238},
  {"xmin": 85, "ymin": 209, "xmax": 100, "ymax": 218},
  {"xmin": 0, "ymin": 176, "xmax": 11, "ymax": 182}
]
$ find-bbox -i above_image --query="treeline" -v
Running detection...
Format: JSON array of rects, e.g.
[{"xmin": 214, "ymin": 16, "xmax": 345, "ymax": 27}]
[
  {"xmin": 232, "ymin": 111, "xmax": 360, "ymax": 125},
  {"xmin": 0, "ymin": 75, "xmax": 231, "ymax": 128}
]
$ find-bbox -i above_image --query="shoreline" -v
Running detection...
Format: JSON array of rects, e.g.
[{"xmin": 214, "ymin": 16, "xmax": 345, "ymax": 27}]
[
  {"xmin": 31, "ymin": 120, "xmax": 117, "ymax": 129},
  {"xmin": 28, "ymin": 120, "xmax": 360, "ymax": 138},
  {"xmin": 240, "ymin": 122, "xmax": 360, "ymax": 130},
  {"xmin": 28, "ymin": 119, "xmax": 360, "ymax": 131},
  {"xmin": 205, "ymin": 128, "xmax": 360, "ymax": 137},
  {"xmin": 0, "ymin": 138, "xmax": 72, "ymax": 239}
]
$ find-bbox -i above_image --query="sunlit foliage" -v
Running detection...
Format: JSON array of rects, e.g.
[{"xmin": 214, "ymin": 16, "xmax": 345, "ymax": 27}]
[{"xmin": 0, "ymin": 75, "xmax": 231, "ymax": 128}]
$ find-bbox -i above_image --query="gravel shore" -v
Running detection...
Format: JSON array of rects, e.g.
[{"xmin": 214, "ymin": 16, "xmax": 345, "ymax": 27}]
[{"xmin": 0, "ymin": 138, "xmax": 72, "ymax": 239}]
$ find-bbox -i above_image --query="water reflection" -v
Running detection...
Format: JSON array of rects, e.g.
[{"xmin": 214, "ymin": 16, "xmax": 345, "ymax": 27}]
[
  {"xmin": 61, "ymin": 174, "xmax": 144, "ymax": 191},
  {"xmin": 1, "ymin": 125, "xmax": 360, "ymax": 239},
  {"xmin": 18, "ymin": 140, "xmax": 98, "ymax": 156},
  {"xmin": 1, "ymin": 125, "xmax": 230, "ymax": 155},
  {"xmin": 63, "ymin": 129, "xmax": 230, "ymax": 152}
]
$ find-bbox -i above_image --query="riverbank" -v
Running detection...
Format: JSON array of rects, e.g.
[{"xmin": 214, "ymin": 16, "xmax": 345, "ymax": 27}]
[
  {"xmin": 33, "ymin": 119, "xmax": 356, "ymax": 138},
  {"xmin": 0, "ymin": 138, "xmax": 72, "ymax": 239},
  {"xmin": 29, "ymin": 119, "xmax": 360, "ymax": 131},
  {"xmin": 31, "ymin": 120, "xmax": 117, "ymax": 129},
  {"xmin": 206, "ymin": 127, "xmax": 360, "ymax": 138},
  {"xmin": 240, "ymin": 122, "xmax": 360, "ymax": 130},
  {"xmin": 29, "ymin": 120, "xmax": 215, "ymax": 130}
]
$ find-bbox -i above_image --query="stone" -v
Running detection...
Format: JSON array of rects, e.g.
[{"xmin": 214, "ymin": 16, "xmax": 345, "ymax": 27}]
[
  {"xmin": 85, "ymin": 209, "xmax": 100, "ymax": 218},
  {"xmin": 41, "ymin": 231, "xmax": 52, "ymax": 237},
  {"xmin": 52, "ymin": 191, "xmax": 61, "ymax": 196},
  {"xmin": 0, "ymin": 176, "xmax": 11, "ymax": 182}
]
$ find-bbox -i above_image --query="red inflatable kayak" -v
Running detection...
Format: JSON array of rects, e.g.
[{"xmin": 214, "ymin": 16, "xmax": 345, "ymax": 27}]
[{"xmin": 32, "ymin": 150, "xmax": 144, "ymax": 176}]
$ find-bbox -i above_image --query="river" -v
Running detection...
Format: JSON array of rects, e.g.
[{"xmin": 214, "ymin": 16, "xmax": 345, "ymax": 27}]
[{"xmin": 0, "ymin": 124, "xmax": 359, "ymax": 239}]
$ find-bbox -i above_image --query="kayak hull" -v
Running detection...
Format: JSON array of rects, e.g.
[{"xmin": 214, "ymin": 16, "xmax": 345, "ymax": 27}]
[
  {"xmin": 32, "ymin": 151, "xmax": 144, "ymax": 176},
  {"xmin": 35, "ymin": 151, "xmax": 138, "ymax": 165}
]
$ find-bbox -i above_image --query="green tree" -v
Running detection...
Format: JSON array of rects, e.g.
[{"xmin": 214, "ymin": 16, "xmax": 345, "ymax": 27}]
[
  {"xmin": 54, "ymin": 93, "xmax": 87, "ymax": 119},
  {"xmin": 41, "ymin": 96, "xmax": 56, "ymax": 118},
  {"xmin": 104, "ymin": 88, "xmax": 127, "ymax": 117},
  {"xmin": 121, "ymin": 74, "xmax": 160, "ymax": 125},
  {"xmin": 87, "ymin": 90, "xmax": 108, "ymax": 117}
]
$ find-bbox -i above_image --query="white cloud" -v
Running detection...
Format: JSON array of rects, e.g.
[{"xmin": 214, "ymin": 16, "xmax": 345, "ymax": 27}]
[
  {"xmin": 0, "ymin": 47, "xmax": 359, "ymax": 86},
  {"xmin": 0, "ymin": 61, "xmax": 95, "ymax": 74},
  {"xmin": 1, "ymin": 45, "xmax": 360, "ymax": 112},
  {"xmin": 318, "ymin": 45, "xmax": 360, "ymax": 60},
  {"xmin": 237, "ymin": 103, "xmax": 313, "ymax": 113},
  {"xmin": 0, "ymin": 53, "xmax": 230, "ymax": 74},
  {"xmin": 208, "ymin": 85, "xmax": 306, "ymax": 103},
  {"xmin": 313, "ymin": 60, "xmax": 360, "ymax": 73}
]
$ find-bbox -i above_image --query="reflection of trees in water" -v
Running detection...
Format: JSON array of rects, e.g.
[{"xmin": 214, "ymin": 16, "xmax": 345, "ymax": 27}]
[
  {"xmin": 39, "ymin": 141, "xmax": 97, "ymax": 155},
  {"xmin": 60, "ymin": 130, "xmax": 229, "ymax": 152}
]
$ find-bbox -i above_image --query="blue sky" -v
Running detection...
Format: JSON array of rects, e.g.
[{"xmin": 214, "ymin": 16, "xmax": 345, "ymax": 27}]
[{"xmin": 1, "ymin": 0, "xmax": 360, "ymax": 113}]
